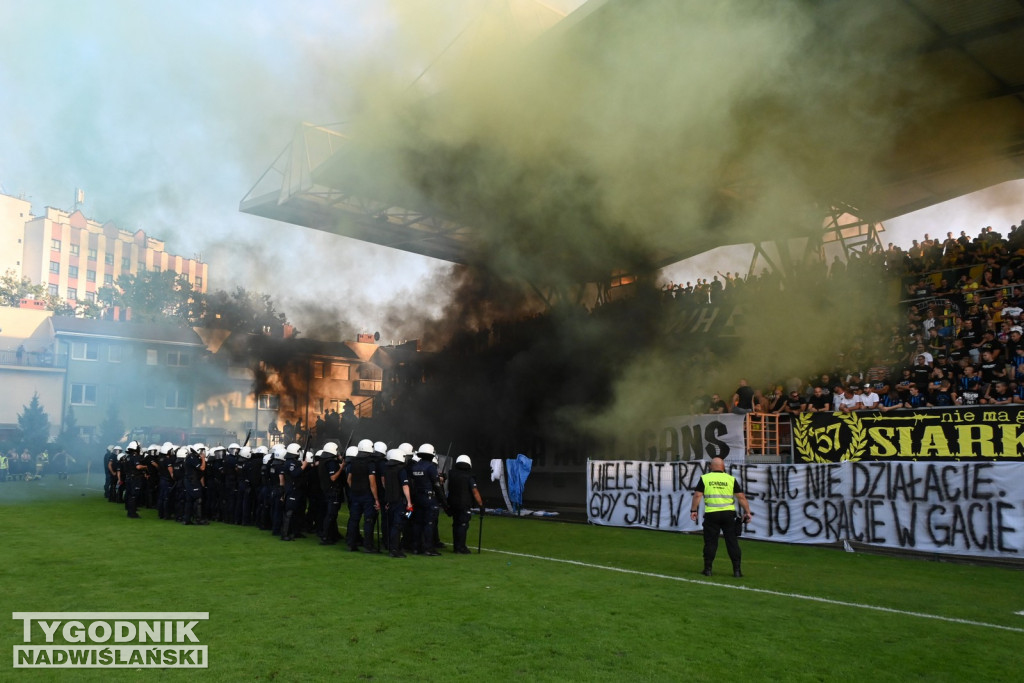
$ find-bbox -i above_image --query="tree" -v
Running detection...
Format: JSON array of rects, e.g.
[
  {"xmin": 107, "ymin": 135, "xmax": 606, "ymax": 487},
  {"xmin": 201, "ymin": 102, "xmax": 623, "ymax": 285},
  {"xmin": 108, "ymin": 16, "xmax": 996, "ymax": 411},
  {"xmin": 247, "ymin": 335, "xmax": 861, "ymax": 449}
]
[
  {"xmin": 0, "ymin": 269, "xmax": 60, "ymax": 309},
  {"xmin": 200, "ymin": 287, "xmax": 290, "ymax": 335},
  {"xmin": 17, "ymin": 392, "xmax": 51, "ymax": 454},
  {"xmin": 100, "ymin": 271, "xmax": 202, "ymax": 325},
  {"xmin": 98, "ymin": 404, "xmax": 126, "ymax": 448},
  {"xmin": 54, "ymin": 406, "xmax": 86, "ymax": 460}
]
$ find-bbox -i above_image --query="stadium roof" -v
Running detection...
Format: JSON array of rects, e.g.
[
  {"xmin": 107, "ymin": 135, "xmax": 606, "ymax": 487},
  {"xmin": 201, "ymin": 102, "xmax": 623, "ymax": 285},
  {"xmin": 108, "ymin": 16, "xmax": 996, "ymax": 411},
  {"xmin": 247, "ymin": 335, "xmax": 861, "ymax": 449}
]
[{"xmin": 241, "ymin": 0, "xmax": 1024, "ymax": 267}]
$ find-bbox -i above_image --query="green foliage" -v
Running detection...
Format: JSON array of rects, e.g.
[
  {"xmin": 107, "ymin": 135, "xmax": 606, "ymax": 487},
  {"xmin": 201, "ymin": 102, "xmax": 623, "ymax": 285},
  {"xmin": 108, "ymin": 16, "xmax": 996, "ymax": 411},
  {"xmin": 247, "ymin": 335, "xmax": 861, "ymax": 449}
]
[
  {"xmin": 16, "ymin": 392, "xmax": 51, "ymax": 454},
  {"xmin": 0, "ymin": 269, "xmax": 64, "ymax": 310},
  {"xmin": 54, "ymin": 407, "xmax": 86, "ymax": 461},
  {"xmin": 1, "ymin": 490, "xmax": 1021, "ymax": 681},
  {"xmin": 199, "ymin": 286, "xmax": 290, "ymax": 334},
  {"xmin": 99, "ymin": 270, "xmax": 201, "ymax": 325},
  {"xmin": 97, "ymin": 404, "xmax": 125, "ymax": 447}
]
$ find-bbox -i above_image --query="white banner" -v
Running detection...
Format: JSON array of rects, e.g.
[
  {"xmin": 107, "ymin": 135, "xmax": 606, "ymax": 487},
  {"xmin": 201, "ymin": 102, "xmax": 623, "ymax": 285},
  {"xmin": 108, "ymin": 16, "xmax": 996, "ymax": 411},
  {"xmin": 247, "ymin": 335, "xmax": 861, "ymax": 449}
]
[
  {"xmin": 611, "ymin": 414, "xmax": 747, "ymax": 462},
  {"xmin": 587, "ymin": 460, "xmax": 1024, "ymax": 559}
]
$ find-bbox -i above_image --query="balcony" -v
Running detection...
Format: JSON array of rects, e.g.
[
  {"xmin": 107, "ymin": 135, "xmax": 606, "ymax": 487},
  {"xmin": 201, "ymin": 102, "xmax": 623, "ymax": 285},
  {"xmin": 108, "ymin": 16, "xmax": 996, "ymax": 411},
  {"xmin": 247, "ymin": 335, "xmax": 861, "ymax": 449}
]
[{"xmin": 0, "ymin": 350, "xmax": 68, "ymax": 369}]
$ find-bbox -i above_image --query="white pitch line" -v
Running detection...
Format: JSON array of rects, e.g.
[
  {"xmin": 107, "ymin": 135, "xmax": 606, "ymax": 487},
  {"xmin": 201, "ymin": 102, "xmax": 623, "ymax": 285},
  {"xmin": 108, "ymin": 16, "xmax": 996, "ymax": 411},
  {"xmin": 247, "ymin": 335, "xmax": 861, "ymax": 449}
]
[{"xmin": 488, "ymin": 548, "xmax": 1024, "ymax": 634}]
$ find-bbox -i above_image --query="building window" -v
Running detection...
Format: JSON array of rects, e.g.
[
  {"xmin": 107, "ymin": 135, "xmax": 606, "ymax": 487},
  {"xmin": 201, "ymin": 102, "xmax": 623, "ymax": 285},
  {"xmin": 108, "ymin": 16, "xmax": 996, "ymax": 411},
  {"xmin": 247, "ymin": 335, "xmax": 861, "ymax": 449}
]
[
  {"xmin": 227, "ymin": 365, "xmax": 254, "ymax": 380},
  {"xmin": 165, "ymin": 390, "xmax": 187, "ymax": 409},
  {"xmin": 146, "ymin": 349, "xmax": 158, "ymax": 365},
  {"xmin": 104, "ymin": 274, "xmax": 113, "ymax": 285},
  {"xmin": 47, "ymin": 284, "xmax": 59, "ymax": 297},
  {"xmin": 49, "ymin": 261, "xmax": 60, "ymax": 274},
  {"xmin": 86, "ymin": 270, "xmax": 96, "ymax": 282},
  {"xmin": 108, "ymin": 344, "xmax": 122, "ymax": 363},
  {"xmin": 70, "ymin": 384, "xmax": 97, "ymax": 405},
  {"xmin": 86, "ymin": 291, "xmax": 97, "ymax": 303},
  {"xmin": 104, "ymin": 253, "xmax": 114, "ymax": 265},
  {"xmin": 195, "ymin": 276, "xmax": 203, "ymax": 288},
  {"xmin": 67, "ymin": 287, "xmax": 77, "ymax": 301},
  {"xmin": 314, "ymin": 397, "xmax": 324, "ymax": 414},
  {"xmin": 68, "ymin": 265, "xmax": 79, "ymax": 278},
  {"xmin": 51, "ymin": 239, "xmax": 61, "ymax": 251},
  {"xmin": 88, "ymin": 248, "xmax": 97, "ymax": 261},
  {"xmin": 121, "ymin": 256, "xmax": 131, "ymax": 269},
  {"xmin": 166, "ymin": 351, "xmax": 190, "ymax": 367},
  {"xmin": 330, "ymin": 364, "xmax": 350, "ymax": 380},
  {"xmin": 258, "ymin": 394, "xmax": 279, "ymax": 410},
  {"xmin": 70, "ymin": 244, "xmax": 80, "ymax": 256},
  {"xmin": 153, "ymin": 265, "xmax": 161, "ymax": 273},
  {"xmin": 71, "ymin": 341, "xmax": 99, "ymax": 360},
  {"xmin": 144, "ymin": 388, "xmax": 158, "ymax": 408},
  {"xmin": 312, "ymin": 361, "xmax": 324, "ymax": 379}
]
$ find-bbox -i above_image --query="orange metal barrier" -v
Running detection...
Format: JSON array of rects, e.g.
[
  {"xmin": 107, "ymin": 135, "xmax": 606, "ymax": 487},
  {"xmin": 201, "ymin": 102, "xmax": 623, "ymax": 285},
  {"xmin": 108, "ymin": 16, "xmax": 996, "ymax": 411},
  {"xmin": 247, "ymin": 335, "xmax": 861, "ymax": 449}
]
[{"xmin": 744, "ymin": 413, "xmax": 792, "ymax": 462}]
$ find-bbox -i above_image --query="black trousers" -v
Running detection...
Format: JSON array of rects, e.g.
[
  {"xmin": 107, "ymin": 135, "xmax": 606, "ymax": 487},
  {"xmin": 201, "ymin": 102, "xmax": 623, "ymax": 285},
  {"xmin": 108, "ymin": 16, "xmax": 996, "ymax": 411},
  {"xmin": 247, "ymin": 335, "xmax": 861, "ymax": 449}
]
[
  {"xmin": 702, "ymin": 510, "xmax": 741, "ymax": 567},
  {"xmin": 451, "ymin": 507, "xmax": 472, "ymax": 551}
]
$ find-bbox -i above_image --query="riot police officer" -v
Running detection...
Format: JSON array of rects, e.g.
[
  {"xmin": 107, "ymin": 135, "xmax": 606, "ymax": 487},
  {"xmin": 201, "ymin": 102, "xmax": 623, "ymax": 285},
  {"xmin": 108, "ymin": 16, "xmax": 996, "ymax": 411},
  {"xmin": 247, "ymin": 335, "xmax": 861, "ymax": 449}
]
[
  {"xmin": 182, "ymin": 445, "xmax": 208, "ymax": 525},
  {"xmin": 381, "ymin": 448, "xmax": 413, "ymax": 558},
  {"xmin": 319, "ymin": 442, "xmax": 345, "ymax": 545},
  {"xmin": 447, "ymin": 454, "xmax": 484, "ymax": 554},
  {"xmin": 156, "ymin": 443, "xmax": 176, "ymax": 520},
  {"xmin": 123, "ymin": 441, "xmax": 147, "ymax": 518},
  {"xmin": 103, "ymin": 446, "xmax": 117, "ymax": 502},
  {"xmin": 346, "ymin": 439, "xmax": 381, "ymax": 553},
  {"xmin": 236, "ymin": 446, "xmax": 258, "ymax": 526},
  {"xmin": 280, "ymin": 443, "xmax": 307, "ymax": 541},
  {"xmin": 410, "ymin": 443, "xmax": 442, "ymax": 556}
]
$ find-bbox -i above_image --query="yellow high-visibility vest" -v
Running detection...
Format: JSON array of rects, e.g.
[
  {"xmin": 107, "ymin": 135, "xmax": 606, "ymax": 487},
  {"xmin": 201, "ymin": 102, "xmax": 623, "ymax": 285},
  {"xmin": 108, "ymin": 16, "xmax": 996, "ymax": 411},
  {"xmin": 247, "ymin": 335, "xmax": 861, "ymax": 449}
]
[{"xmin": 700, "ymin": 471, "xmax": 736, "ymax": 513}]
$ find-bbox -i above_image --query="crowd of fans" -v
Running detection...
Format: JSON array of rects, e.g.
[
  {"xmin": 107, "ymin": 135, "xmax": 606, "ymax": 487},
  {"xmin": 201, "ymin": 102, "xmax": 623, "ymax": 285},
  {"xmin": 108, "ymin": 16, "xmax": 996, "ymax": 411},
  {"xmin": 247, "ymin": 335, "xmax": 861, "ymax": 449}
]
[{"xmin": 687, "ymin": 222, "xmax": 1024, "ymax": 414}]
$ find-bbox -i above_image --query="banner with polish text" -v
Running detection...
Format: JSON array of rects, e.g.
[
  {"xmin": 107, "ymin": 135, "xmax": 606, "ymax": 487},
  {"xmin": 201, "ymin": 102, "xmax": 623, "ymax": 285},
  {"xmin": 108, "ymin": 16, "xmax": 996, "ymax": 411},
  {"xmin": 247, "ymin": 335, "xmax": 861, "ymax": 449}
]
[
  {"xmin": 587, "ymin": 459, "xmax": 1024, "ymax": 559},
  {"xmin": 792, "ymin": 406, "xmax": 1024, "ymax": 462}
]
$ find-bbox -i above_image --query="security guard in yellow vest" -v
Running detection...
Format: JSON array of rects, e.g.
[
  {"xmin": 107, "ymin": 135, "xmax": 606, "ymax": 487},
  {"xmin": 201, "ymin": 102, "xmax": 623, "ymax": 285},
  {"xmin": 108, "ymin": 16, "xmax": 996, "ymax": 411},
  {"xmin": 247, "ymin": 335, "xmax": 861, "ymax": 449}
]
[{"xmin": 690, "ymin": 457, "xmax": 752, "ymax": 577}]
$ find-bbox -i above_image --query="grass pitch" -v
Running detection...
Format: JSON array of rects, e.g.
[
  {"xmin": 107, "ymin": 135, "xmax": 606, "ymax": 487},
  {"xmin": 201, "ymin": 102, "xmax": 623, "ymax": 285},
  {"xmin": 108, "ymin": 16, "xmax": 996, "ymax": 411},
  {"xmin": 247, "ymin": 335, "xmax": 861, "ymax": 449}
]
[{"xmin": 1, "ymin": 476, "xmax": 1022, "ymax": 681}]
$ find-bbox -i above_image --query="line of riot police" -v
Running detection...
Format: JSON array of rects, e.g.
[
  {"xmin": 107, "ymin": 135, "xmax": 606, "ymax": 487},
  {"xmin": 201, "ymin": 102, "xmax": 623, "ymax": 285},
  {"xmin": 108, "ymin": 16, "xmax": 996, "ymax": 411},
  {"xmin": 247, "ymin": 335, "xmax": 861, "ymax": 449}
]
[{"xmin": 101, "ymin": 436, "xmax": 485, "ymax": 557}]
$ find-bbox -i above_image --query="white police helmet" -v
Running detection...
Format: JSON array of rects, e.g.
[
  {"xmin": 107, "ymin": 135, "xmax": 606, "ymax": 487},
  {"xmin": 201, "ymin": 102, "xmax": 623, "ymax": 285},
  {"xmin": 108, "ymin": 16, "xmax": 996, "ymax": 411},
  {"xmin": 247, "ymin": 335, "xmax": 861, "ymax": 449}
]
[
  {"xmin": 373, "ymin": 441, "xmax": 387, "ymax": 456},
  {"xmin": 456, "ymin": 455, "xmax": 472, "ymax": 467},
  {"xmin": 285, "ymin": 443, "xmax": 302, "ymax": 457},
  {"xmin": 357, "ymin": 439, "xmax": 374, "ymax": 454},
  {"xmin": 345, "ymin": 446, "xmax": 359, "ymax": 458},
  {"xmin": 322, "ymin": 442, "xmax": 339, "ymax": 456},
  {"xmin": 398, "ymin": 442, "xmax": 414, "ymax": 455},
  {"xmin": 417, "ymin": 443, "xmax": 435, "ymax": 456},
  {"xmin": 239, "ymin": 446, "xmax": 252, "ymax": 459},
  {"xmin": 160, "ymin": 442, "xmax": 174, "ymax": 455},
  {"xmin": 304, "ymin": 453, "xmax": 314, "ymax": 464},
  {"xmin": 253, "ymin": 446, "xmax": 268, "ymax": 456},
  {"xmin": 127, "ymin": 441, "xmax": 140, "ymax": 453},
  {"xmin": 193, "ymin": 443, "xmax": 207, "ymax": 452},
  {"xmin": 176, "ymin": 446, "xmax": 189, "ymax": 459},
  {"xmin": 228, "ymin": 442, "xmax": 240, "ymax": 452},
  {"xmin": 387, "ymin": 449, "xmax": 405, "ymax": 463},
  {"xmin": 263, "ymin": 454, "xmax": 272, "ymax": 465}
]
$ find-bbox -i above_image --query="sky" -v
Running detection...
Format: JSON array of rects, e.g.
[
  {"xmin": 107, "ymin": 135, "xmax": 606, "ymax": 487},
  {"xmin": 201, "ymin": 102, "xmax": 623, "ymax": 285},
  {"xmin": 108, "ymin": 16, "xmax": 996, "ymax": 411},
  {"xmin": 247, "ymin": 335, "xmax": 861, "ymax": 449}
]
[{"xmin": 2, "ymin": 0, "xmax": 1024, "ymax": 338}]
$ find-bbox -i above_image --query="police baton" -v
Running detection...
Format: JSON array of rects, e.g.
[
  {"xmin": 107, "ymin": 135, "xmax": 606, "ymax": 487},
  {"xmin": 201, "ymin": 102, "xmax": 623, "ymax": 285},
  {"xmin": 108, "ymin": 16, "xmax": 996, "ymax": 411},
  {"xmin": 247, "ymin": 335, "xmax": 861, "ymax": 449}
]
[{"xmin": 477, "ymin": 505, "xmax": 484, "ymax": 554}]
